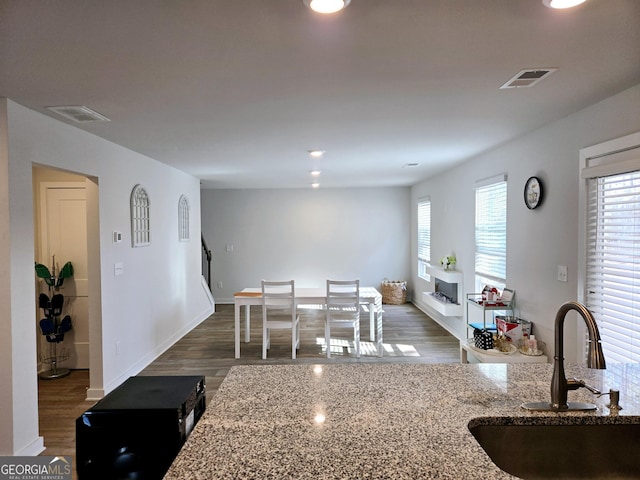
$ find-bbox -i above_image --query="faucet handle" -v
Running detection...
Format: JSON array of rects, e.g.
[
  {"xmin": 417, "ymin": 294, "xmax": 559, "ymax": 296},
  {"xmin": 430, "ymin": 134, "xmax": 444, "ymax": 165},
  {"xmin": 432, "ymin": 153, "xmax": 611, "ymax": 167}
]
[
  {"xmin": 568, "ymin": 378, "xmax": 601, "ymax": 395},
  {"xmin": 581, "ymin": 381, "xmax": 601, "ymax": 395}
]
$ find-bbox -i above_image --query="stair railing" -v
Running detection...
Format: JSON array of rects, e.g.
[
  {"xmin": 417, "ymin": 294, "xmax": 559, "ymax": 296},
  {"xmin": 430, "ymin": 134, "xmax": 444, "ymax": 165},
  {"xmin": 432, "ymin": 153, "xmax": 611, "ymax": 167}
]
[{"xmin": 201, "ymin": 234, "xmax": 212, "ymax": 289}]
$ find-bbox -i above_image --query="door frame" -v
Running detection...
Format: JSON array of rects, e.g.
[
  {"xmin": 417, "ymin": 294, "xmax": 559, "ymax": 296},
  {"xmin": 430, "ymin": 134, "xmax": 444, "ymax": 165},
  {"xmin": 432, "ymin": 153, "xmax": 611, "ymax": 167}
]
[{"xmin": 33, "ymin": 169, "xmax": 104, "ymax": 400}]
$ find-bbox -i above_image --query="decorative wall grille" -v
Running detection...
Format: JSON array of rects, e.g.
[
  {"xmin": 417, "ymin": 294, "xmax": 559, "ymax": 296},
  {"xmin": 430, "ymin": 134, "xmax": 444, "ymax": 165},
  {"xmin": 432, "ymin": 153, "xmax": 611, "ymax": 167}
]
[
  {"xmin": 178, "ymin": 194, "xmax": 190, "ymax": 241},
  {"xmin": 130, "ymin": 184, "xmax": 151, "ymax": 247}
]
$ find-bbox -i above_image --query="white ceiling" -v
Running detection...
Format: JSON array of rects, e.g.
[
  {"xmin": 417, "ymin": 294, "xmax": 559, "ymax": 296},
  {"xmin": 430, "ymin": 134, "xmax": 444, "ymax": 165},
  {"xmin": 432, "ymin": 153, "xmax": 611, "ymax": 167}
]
[{"xmin": 1, "ymin": 0, "xmax": 639, "ymax": 189}]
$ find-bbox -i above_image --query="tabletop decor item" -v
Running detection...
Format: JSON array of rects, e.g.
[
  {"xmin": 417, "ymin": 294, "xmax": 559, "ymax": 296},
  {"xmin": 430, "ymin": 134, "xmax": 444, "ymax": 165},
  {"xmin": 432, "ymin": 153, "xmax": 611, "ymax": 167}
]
[
  {"xmin": 494, "ymin": 334, "xmax": 512, "ymax": 353},
  {"xmin": 440, "ymin": 254, "xmax": 457, "ymax": 271},
  {"xmin": 518, "ymin": 337, "xmax": 546, "ymax": 356},
  {"xmin": 473, "ymin": 328, "xmax": 494, "ymax": 350}
]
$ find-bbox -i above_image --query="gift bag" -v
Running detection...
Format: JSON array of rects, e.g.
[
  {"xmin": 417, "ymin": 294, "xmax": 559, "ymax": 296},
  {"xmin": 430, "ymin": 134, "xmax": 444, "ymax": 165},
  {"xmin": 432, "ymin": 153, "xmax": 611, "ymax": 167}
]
[{"xmin": 473, "ymin": 328, "xmax": 494, "ymax": 350}]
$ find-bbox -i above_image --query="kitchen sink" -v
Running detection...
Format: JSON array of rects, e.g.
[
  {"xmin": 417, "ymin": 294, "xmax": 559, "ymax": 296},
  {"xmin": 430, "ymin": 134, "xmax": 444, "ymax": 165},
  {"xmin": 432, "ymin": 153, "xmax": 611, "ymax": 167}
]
[{"xmin": 468, "ymin": 417, "xmax": 640, "ymax": 479}]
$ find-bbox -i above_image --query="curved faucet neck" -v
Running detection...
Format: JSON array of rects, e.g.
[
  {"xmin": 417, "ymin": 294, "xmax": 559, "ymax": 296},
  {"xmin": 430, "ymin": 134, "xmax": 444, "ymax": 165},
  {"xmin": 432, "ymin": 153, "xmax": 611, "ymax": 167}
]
[
  {"xmin": 554, "ymin": 301, "xmax": 606, "ymax": 369},
  {"xmin": 551, "ymin": 301, "xmax": 606, "ymax": 410}
]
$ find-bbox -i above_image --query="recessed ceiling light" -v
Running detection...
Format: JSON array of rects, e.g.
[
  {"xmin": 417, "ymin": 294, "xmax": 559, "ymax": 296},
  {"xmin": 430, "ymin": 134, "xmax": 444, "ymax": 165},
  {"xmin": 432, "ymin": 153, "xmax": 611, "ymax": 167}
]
[
  {"xmin": 303, "ymin": 0, "xmax": 351, "ymax": 14},
  {"xmin": 542, "ymin": 0, "xmax": 587, "ymax": 8},
  {"xmin": 403, "ymin": 163, "xmax": 420, "ymax": 168},
  {"xmin": 312, "ymin": 182, "xmax": 320, "ymax": 188},
  {"xmin": 308, "ymin": 150, "xmax": 325, "ymax": 158},
  {"xmin": 310, "ymin": 170, "xmax": 322, "ymax": 176}
]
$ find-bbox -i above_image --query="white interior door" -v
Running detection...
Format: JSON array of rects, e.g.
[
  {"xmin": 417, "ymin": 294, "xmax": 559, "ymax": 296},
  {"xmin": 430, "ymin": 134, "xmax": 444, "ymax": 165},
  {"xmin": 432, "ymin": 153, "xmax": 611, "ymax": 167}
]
[{"xmin": 39, "ymin": 184, "xmax": 89, "ymax": 369}]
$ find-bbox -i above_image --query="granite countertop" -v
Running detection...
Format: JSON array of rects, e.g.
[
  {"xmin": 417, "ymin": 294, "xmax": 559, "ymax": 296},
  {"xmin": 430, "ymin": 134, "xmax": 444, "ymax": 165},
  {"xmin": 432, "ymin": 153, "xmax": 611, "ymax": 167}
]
[{"xmin": 164, "ymin": 362, "xmax": 640, "ymax": 479}]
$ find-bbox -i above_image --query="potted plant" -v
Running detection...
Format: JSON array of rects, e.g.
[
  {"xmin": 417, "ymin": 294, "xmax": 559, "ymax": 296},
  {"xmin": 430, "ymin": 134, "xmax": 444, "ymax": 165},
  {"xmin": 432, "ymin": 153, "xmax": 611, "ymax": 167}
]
[
  {"xmin": 440, "ymin": 254, "xmax": 457, "ymax": 271},
  {"xmin": 34, "ymin": 258, "xmax": 74, "ymax": 379}
]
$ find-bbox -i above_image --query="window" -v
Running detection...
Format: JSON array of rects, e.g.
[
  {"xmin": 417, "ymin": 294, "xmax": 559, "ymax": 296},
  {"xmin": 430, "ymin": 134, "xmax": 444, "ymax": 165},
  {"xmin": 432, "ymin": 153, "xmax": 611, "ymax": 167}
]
[
  {"xmin": 581, "ymin": 133, "xmax": 640, "ymax": 364},
  {"xmin": 178, "ymin": 194, "xmax": 190, "ymax": 241},
  {"xmin": 130, "ymin": 184, "xmax": 150, "ymax": 247},
  {"xmin": 417, "ymin": 198, "xmax": 431, "ymax": 279},
  {"xmin": 475, "ymin": 176, "xmax": 507, "ymax": 291},
  {"xmin": 584, "ymin": 170, "xmax": 640, "ymax": 363}
]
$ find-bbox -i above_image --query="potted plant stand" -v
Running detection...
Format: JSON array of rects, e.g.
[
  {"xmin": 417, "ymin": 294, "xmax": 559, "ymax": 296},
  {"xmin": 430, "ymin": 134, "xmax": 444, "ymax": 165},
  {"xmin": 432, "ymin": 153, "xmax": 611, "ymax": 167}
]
[{"xmin": 35, "ymin": 259, "xmax": 74, "ymax": 380}]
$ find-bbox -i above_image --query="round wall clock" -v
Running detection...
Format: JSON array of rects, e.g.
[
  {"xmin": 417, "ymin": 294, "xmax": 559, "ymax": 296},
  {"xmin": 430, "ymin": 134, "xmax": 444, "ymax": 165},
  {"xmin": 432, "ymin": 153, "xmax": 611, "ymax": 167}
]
[{"xmin": 524, "ymin": 176, "xmax": 543, "ymax": 209}]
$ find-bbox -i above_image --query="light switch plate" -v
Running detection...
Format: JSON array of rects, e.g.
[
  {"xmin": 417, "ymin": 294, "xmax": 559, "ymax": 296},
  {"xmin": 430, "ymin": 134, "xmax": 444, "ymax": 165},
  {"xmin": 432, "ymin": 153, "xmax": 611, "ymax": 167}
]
[{"xmin": 114, "ymin": 262, "xmax": 124, "ymax": 276}]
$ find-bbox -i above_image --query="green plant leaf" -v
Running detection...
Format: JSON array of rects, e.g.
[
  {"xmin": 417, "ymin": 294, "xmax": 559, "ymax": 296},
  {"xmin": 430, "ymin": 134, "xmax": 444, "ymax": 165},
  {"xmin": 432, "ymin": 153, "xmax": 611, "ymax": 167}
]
[
  {"xmin": 59, "ymin": 262, "xmax": 74, "ymax": 279},
  {"xmin": 34, "ymin": 263, "xmax": 51, "ymax": 279}
]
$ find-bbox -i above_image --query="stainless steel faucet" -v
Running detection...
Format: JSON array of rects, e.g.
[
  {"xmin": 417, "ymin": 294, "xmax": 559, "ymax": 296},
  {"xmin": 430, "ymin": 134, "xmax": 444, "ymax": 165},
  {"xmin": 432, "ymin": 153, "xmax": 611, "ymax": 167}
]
[
  {"xmin": 523, "ymin": 301, "xmax": 606, "ymax": 412},
  {"xmin": 550, "ymin": 301, "xmax": 606, "ymax": 409}
]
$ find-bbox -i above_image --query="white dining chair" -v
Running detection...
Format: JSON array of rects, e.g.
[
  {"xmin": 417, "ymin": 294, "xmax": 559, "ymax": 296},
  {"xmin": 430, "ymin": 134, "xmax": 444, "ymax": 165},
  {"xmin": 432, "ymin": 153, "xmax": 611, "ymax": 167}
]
[
  {"xmin": 261, "ymin": 280, "xmax": 300, "ymax": 359},
  {"xmin": 325, "ymin": 279, "xmax": 361, "ymax": 358}
]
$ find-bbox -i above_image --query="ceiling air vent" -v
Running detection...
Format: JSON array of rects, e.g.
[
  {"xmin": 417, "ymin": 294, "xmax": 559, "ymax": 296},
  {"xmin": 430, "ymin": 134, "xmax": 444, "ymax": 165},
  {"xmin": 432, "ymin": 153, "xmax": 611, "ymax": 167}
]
[
  {"xmin": 500, "ymin": 68, "xmax": 558, "ymax": 89},
  {"xmin": 46, "ymin": 105, "xmax": 111, "ymax": 123}
]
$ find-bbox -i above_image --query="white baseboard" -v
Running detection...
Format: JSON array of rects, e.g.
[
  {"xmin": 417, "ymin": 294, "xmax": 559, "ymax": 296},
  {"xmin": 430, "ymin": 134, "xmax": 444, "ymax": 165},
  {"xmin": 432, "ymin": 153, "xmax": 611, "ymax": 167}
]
[
  {"xmin": 99, "ymin": 304, "xmax": 214, "ymax": 399},
  {"xmin": 16, "ymin": 436, "xmax": 45, "ymax": 456},
  {"xmin": 86, "ymin": 388, "xmax": 105, "ymax": 401}
]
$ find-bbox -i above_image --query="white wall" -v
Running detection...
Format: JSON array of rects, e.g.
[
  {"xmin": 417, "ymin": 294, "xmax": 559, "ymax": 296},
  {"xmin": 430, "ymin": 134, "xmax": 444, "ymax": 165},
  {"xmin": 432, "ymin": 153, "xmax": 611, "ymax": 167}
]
[
  {"xmin": 0, "ymin": 99, "xmax": 214, "ymax": 456},
  {"xmin": 412, "ymin": 83, "xmax": 640, "ymax": 363},
  {"xmin": 201, "ymin": 187, "xmax": 411, "ymax": 301},
  {"xmin": 0, "ymin": 100, "xmax": 16, "ymax": 455}
]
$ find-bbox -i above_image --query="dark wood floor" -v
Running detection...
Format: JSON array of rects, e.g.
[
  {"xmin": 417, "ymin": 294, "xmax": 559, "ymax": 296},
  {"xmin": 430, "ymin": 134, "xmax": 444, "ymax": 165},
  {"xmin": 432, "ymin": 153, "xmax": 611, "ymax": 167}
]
[{"xmin": 38, "ymin": 302, "xmax": 459, "ymax": 478}]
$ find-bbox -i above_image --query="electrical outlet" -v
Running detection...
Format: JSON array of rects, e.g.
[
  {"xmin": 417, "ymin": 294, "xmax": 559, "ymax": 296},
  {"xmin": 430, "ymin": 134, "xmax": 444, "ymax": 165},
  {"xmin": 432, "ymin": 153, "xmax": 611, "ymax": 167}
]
[
  {"xmin": 557, "ymin": 265, "xmax": 568, "ymax": 282},
  {"xmin": 217, "ymin": 281, "xmax": 223, "ymax": 289},
  {"xmin": 116, "ymin": 341, "xmax": 121, "ymax": 356}
]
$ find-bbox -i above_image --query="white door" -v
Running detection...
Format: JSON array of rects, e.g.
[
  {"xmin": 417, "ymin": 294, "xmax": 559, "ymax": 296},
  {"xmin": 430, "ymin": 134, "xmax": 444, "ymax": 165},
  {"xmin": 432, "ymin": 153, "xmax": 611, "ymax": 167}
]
[{"xmin": 39, "ymin": 184, "xmax": 89, "ymax": 369}]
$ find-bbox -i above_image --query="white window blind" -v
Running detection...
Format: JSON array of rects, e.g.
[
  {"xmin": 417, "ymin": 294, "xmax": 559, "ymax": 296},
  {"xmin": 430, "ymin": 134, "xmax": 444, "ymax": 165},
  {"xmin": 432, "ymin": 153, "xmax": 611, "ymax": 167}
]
[
  {"xmin": 585, "ymin": 171, "xmax": 640, "ymax": 363},
  {"xmin": 418, "ymin": 198, "xmax": 431, "ymax": 279},
  {"xmin": 475, "ymin": 180, "xmax": 507, "ymax": 286}
]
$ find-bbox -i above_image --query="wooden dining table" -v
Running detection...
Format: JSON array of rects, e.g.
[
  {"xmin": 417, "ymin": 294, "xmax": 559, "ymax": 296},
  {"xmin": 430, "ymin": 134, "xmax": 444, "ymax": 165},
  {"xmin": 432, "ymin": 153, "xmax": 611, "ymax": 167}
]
[{"xmin": 233, "ymin": 286, "xmax": 384, "ymax": 358}]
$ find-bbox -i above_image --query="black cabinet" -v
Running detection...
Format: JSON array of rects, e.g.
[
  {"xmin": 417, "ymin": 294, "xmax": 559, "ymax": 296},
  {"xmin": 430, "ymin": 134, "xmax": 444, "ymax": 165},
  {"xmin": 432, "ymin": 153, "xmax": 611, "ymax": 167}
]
[{"xmin": 76, "ymin": 375, "xmax": 206, "ymax": 480}]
